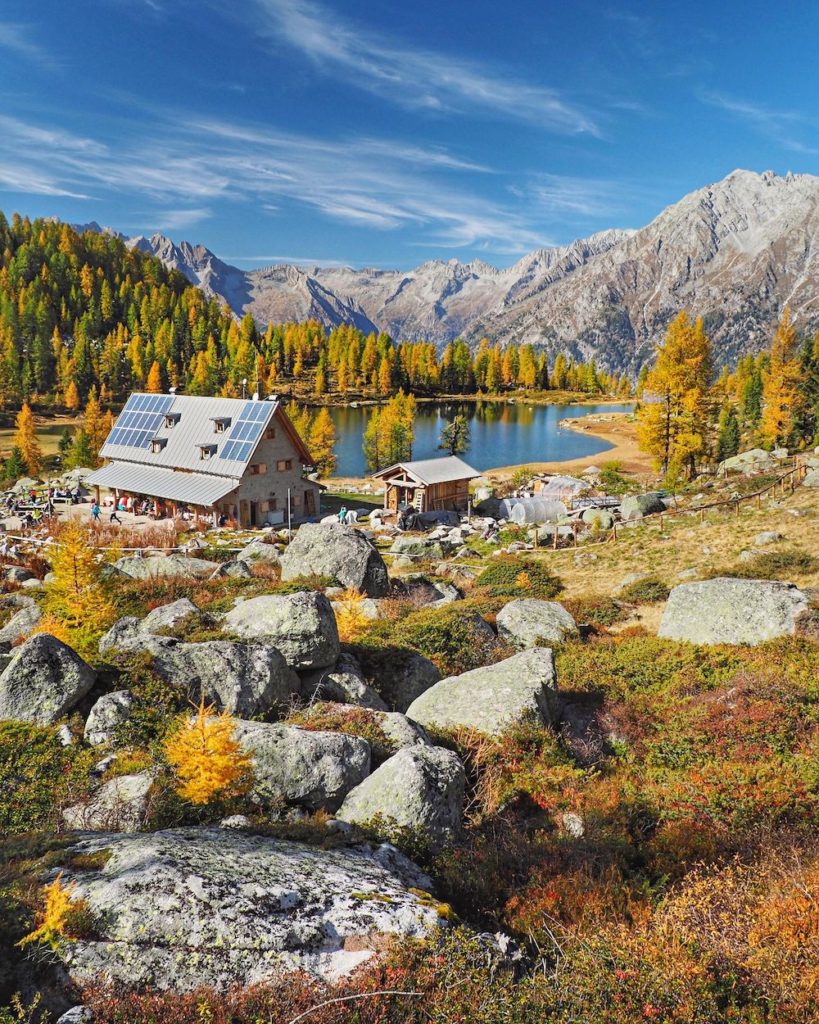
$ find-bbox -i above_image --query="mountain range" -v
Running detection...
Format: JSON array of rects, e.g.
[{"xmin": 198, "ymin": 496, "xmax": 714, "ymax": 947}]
[{"xmin": 97, "ymin": 169, "xmax": 819, "ymax": 373}]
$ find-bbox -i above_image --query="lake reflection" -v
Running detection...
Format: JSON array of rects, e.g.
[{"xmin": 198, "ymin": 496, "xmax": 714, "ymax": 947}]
[{"xmin": 328, "ymin": 401, "xmax": 634, "ymax": 476}]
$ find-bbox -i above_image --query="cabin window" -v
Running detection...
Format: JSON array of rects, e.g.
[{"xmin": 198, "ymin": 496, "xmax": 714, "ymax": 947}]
[
  {"xmin": 292, "ymin": 493, "xmax": 302, "ymax": 507},
  {"xmin": 265, "ymin": 427, "xmax": 276, "ymax": 440},
  {"xmin": 249, "ymin": 463, "xmax": 266, "ymax": 476},
  {"xmin": 268, "ymin": 496, "xmax": 278, "ymax": 511},
  {"xmin": 277, "ymin": 459, "xmax": 293, "ymax": 472},
  {"xmin": 213, "ymin": 417, "xmax": 231, "ymax": 433},
  {"xmin": 150, "ymin": 438, "xmax": 167, "ymax": 454},
  {"xmin": 199, "ymin": 444, "xmax": 216, "ymax": 460}
]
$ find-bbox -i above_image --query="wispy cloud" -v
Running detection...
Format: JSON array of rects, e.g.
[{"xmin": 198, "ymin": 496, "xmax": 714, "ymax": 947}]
[
  {"xmin": 702, "ymin": 92, "xmax": 819, "ymax": 155},
  {"xmin": 0, "ymin": 111, "xmax": 552, "ymax": 254},
  {"xmin": 248, "ymin": 0, "xmax": 600, "ymax": 135},
  {"xmin": 527, "ymin": 175, "xmax": 627, "ymax": 218},
  {"xmin": 0, "ymin": 22, "xmax": 52, "ymax": 66}
]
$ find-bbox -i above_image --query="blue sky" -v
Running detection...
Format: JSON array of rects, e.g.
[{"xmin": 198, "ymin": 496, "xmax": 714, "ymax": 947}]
[{"xmin": 1, "ymin": 0, "xmax": 817, "ymax": 268}]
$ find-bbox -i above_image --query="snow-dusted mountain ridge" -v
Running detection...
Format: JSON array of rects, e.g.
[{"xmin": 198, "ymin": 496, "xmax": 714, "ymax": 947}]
[{"xmin": 124, "ymin": 170, "xmax": 819, "ymax": 373}]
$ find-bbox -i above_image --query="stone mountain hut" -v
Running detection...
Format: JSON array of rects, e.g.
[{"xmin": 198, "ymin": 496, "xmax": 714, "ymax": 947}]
[
  {"xmin": 87, "ymin": 392, "xmax": 322, "ymax": 527},
  {"xmin": 372, "ymin": 455, "xmax": 480, "ymax": 513}
]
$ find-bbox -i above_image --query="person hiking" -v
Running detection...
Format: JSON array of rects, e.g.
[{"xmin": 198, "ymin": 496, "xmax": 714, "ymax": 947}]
[
  {"xmin": 110, "ymin": 508, "xmax": 122, "ymax": 524},
  {"xmin": 91, "ymin": 502, "xmax": 101, "ymax": 523},
  {"xmin": 337, "ymin": 505, "xmax": 347, "ymax": 525}
]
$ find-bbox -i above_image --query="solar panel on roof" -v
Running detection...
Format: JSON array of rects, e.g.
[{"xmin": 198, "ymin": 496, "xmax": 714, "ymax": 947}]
[
  {"xmin": 218, "ymin": 401, "xmax": 271, "ymax": 463},
  {"xmin": 105, "ymin": 393, "xmax": 174, "ymax": 450}
]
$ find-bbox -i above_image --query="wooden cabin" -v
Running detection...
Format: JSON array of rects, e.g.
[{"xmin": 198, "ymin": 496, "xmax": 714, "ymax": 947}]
[{"xmin": 373, "ymin": 456, "xmax": 480, "ymax": 513}]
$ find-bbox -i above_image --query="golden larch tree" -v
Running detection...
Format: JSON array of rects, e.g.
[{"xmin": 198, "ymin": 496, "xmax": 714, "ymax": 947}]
[
  {"xmin": 13, "ymin": 402, "xmax": 43, "ymax": 476},
  {"xmin": 637, "ymin": 311, "xmax": 713, "ymax": 478},
  {"xmin": 145, "ymin": 360, "xmax": 163, "ymax": 394},
  {"xmin": 43, "ymin": 518, "xmax": 116, "ymax": 634},
  {"xmin": 83, "ymin": 388, "xmax": 109, "ymax": 466},
  {"xmin": 308, "ymin": 407, "xmax": 337, "ymax": 476},
  {"xmin": 759, "ymin": 308, "xmax": 805, "ymax": 448},
  {"xmin": 18, "ymin": 873, "xmax": 85, "ymax": 951},
  {"xmin": 164, "ymin": 699, "xmax": 253, "ymax": 805},
  {"xmin": 64, "ymin": 380, "xmax": 80, "ymax": 412}
]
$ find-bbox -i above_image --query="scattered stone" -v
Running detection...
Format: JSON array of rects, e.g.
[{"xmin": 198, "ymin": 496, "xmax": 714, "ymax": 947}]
[
  {"xmin": 54, "ymin": 826, "xmax": 449, "ymax": 991},
  {"xmin": 406, "ymin": 648, "xmax": 558, "ymax": 736},
  {"xmin": 140, "ymin": 598, "xmax": 202, "ymax": 634},
  {"xmin": 581, "ymin": 507, "xmax": 614, "ymax": 529},
  {"xmin": 237, "ymin": 538, "xmax": 281, "ymax": 564},
  {"xmin": 210, "ymin": 559, "xmax": 254, "ymax": 579},
  {"xmin": 389, "ymin": 536, "xmax": 445, "ymax": 560},
  {"xmin": 223, "ymin": 592, "xmax": 339, "ymax": 669},
  {"xmin": 4, "ymin": 565, "xmax": 36, "ymax": 584},
  {"xmin": 619, "ymin": 492, "xmax": 666, "ymax": 521},
  {"xmin": 677, "ymin": 568, "xmax": 699, "ymax": 580},
  {"xmin": 0, "ymin": 634, "xmax": 96, "ymax": 725},
  {"xmin": 338, "ymin": 745, "xmax": 465, "ymax": 851},
  {"xmin": 63, "ymin": 772, "xmax": 155, "ymax": 832},
  {"xmin": 754, "ymin": 531, "xmax": 782, "ymax": 546},
  {"xmin": 495, "ymin": 599, "xmax": 578, "ymax": 648},
  {"xmin": 219, "ymin": 814, "xmax": 251, "ymax": 830},
  {"xmin": 365, "ymin": 650, "xmax": 441, "ymax": 713},
  {"xmin": 280, "ymin": 524, "xmax": 389, "ymax": 596},
  {"xmin": 614, "ymin": 572, "xmax": 650, "ymax": 593},
  {"xmin": 56, "ymin": 724, "xmax": 75, "ymax": 747},
  {"xmin": 114, "ymin": 553, "xmax": 220, "ymax": 580},
  {"xmin": 234, "ymin": 720, "xmax": 370, "ymax": 811},
  {"xmin": 55, "ymin": 1009, "xmax": 92, "ymax": 1024},
  {"xmin": 302, "ymin": 654, "xmax": 389, "ymax": 711},
  {"xmin": 802, "ymin": 468, "xmax": 819, "ymax": 488},
  {"xmin": 84, "ymin": 690, "xmax": 133, "ymax": 747},
  {"xmin": 561, "ymin": 812, "xmax": 585, "ymax": 838},
  {"xmin": 0, "ymin": 595, "xmax": 41, "ymax": 644},
  {"xmin": 659, "ymin": 578, "xmax": 813, "ymax": 646}
]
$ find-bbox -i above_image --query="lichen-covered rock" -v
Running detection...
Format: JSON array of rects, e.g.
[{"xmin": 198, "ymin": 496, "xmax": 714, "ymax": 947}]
[
  {"xmin": 658, "ymin": 577, "xmax": 813, "ymax": 646},
  {"xmin": 496, "ymin": 599, "xmax": 578, "ymax": 648},
  {"xmin": 378, "ymin": 712, "xmax": 432, "ymax": 750},
  {"xmin": 619, "ymin": 492, "xmax": 666, "ymax": 521},
  {"xmin": 338, "ymin": 746, "xmax": 464, "ymax": 850},
  {"xmin": 389, "ymin": 536, "xmax": 445, "ymax": 560},
  {"xmin": 234, "ymin": 720, "xmax": 370, "ymax": 811},
  {"xmin": 210, "ymin": 559, "xmax": 254, "ymax": 579},
  {"xmin": 140, "ymin": 598, "xmax": 202, "ymax": 634},
  {"xmin": 365, "ymin": 650, "xmax": 442, "ymax": 713},
  {"xmin": 406, "ymin": 648, "xmax": 558, "ymax": 736},
  {"xmin": 56, "ymin": 826, "xmax": 448, "ymax": 991},
  {"xmin": 149, "ymin": 640, "xmax": 302, "ymax": 717},
  {"xmin": 302, "ymin": 653, "xmax": 389, "ymax": 711},
  {"xmin": 114, "ymin": 553, "xmax": 221, "ymax": 580},
  {"xmin": 237, "ymin": 538, "xmax": 281, "ymax": 564},
  {"xmin": 581, "ymin": 507, "xmax": 614, "ymax": 529},
  {"xmin": 98, "ymin": 617, "xmax": 143, "ymax": 656},
  {"xmin": 0, "ymin": 634, "xmax": 96, "ymax": 724},
  {"xmin": 223, "ymin": 591, "xmax": 339, "ymax": 669},
  {"xmin": 63, "ymin": 772, "xmax": 155, "ymax": 832},
  {"xmin": 802, "ymin": 468, "xmax": 819, "ymax": 488},
  {"xmin": 0, "ymin": 594, "xmax": 41, "ymax": 644},
  {"xmin": 280, "ymin": 524, "xmax": 389, "ymax": 596},
  {"xmin": 84, "ymin": 690, "xmax": 133, "ymax": 746}
]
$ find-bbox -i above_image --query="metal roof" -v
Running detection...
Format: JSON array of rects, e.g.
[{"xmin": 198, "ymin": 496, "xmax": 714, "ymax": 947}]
[
  {"xmin": 99, "ymin": 393, "xmax": 281, "ymax": 477},
  {"xmin": 372, "ymin": 455, "xmax": 480, "ymax": 486},
  {"xmin": 87, "ymin": 461, "xmax": 240, "ymax": 506}
]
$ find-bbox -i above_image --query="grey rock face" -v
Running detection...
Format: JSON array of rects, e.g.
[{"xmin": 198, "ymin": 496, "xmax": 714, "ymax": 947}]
[
  {"xmin": 303, "ymin": 653, "xmax": 389, "ymax": 711},
  {"xmin": 56, "ymin": 827, "xmax": 448, "ymax": 990},
  {"xmin": 389, "ymin": 536, "xmax": 445, "ymax": 560},
  {"xmin": 234, "ymin": 720, "xmax": 370, "ymax": 811},
  {"xmin": 280, "ymin": 524, "xmax": 389, "ymax": 596},
  {"xmin": 496, "ymin": 599, "xmax": 578, "ymax": 648},
  {"xmin": 212, "ymin": 559, "xmax": 254, "ymax": 578},
  {"xmin": 55, "ymin": 1009, "xmax": 92, "ymax": 1024},
  {"xmin": 114, "ymin": 553, "xmax": 220, "ymax": 580},
  {"xmin": 150, "ymin": 640, "xmax": 302, "ymax": 717},
  {"xmin": 366, "ymin": 650, "xmax": 442, "ymax": 713},
  {"xmin": 378, "ymin": 712, "xmax": 432, "ymax": 750},
  {"xmin": 619, "ymin": 492, "xmax": 666, "ymax": 521},
  {"xmin": 0, "ymin": 634, "xmax": 96, "ymax": 725},
  {"xmin": 406, "ymin": 648, "xmax": 558, "ymax": 736},
  {"xmin": 98, "ymin": 617, "xmax": 143, "ymax": 656},
  {"xmin": 84, "ymin": 690, "xmax": 133, "ymax": 746},
  {"xmin": 223, "ymin": 591, "xmax": 339, "ymax": 669},
  {"xmin": 581, "ymin": 507, "xmax": 614, "ymax": 529},
  {"xmin": 0, "ymin": 595, "xmax": 41, "ymax": 643},
  {"xmin": 63, "ymin": 772, "xmax": 155, "ymax": 832},
  {"xmin": 140, "ymin": 598, "xmax": 201, "ymax": 634},
  {"xmin": 237, "ymin": 538, "xmax": 281, "ymax": 564},
  {"xmin": 658, "ymin": 577, "xmax": 812, "ymax": 646},
  {"xmin": 338, "ymin": 746, "xmax": 465, "ymax": 850},
  {"xmin": 803, "ymin": 468, "xmax": 819, "ymax": 487}
]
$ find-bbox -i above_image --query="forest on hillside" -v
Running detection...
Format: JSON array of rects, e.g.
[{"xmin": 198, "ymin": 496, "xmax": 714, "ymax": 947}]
[{"xmin": 0, "ymin": 215, "xmax": 627, "ymax": 413}]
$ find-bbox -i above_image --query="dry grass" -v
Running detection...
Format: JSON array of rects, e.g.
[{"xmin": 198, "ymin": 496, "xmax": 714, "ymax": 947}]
[{"xmin": 523, "ymin": 487, "xmax": 819, "ymax": 613}]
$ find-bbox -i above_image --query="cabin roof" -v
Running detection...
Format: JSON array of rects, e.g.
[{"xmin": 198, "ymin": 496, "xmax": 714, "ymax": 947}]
[
  {"xmin": 372, "ymin": 455, "xmax": 480, "ymax": 486},
  {"xmin": 87, "ymin": 461, "xmax": 240, "ymax": 506}
]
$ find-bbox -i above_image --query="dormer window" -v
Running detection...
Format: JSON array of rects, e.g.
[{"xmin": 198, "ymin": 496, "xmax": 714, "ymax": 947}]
[
  {"xmin": 212, "ymin": 417, "xmax": 232, "ymax": 434},
  {"xmin": 150, "ymin": 438, "xmax": 167, "ymax": 454},
  {"xmin": 164, "ymin": 412, "xmax": 181, "ymax": 429},
  {"xmin": 199, "ymin": 443, "xmax": 217, "ymax": 460}
]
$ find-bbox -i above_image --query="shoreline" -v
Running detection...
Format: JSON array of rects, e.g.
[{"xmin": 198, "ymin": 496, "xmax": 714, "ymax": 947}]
[{"xmin": 323, "ymin": 410, "xmax": 653, "ymax": 491}]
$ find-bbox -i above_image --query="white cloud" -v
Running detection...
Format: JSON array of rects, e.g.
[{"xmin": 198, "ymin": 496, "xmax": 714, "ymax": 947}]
[
  {"xmin": 702, "ymin": 92, "xmax": 819, "ymax": 156},
  {"xmin": 0, "ymin": 22, "xmax": 51, "ymax": 65},
  {"xmin": 249, "ymin": 0, "xmax": 600, "ymax": 135}
]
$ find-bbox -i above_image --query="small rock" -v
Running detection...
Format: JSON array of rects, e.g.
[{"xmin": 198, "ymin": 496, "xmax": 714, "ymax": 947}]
[
  {"xmin": 84, "ymin": 690, "xmax": 133, "ymax": 747},
  {"xmin": 0, "ymin": 634, "xmax": 96, "ymax": 725},
  {"xmin": 63, "ymin": 772, "xmax": 155, "ymax": 833}
]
